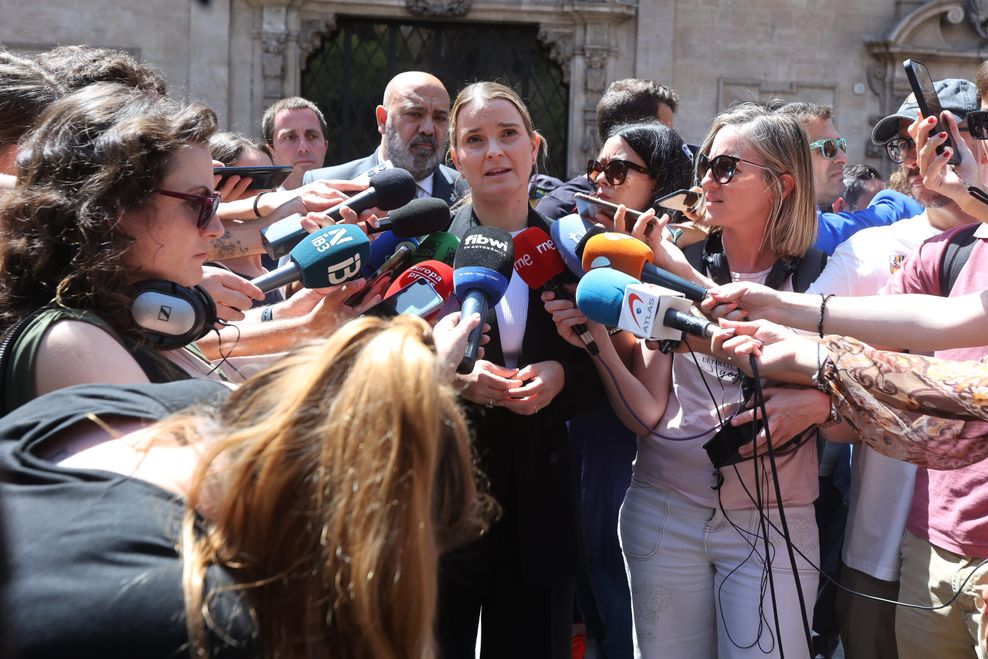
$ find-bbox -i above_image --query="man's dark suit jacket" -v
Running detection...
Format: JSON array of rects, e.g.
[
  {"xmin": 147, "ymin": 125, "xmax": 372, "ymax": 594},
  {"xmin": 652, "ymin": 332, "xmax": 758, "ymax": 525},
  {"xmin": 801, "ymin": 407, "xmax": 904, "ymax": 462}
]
[{"xmin": 301, "ymin": 149, "xmax": 462, "ymax": 206}]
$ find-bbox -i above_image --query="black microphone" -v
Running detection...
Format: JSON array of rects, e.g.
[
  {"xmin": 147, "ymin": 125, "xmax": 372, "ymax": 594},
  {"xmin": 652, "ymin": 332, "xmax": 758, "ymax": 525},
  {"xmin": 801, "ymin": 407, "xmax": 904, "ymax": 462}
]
[
  {"xmin": 366, "ymin": 197, "xmax": 451, "ymax": 236},
  {"xmin": 261, "ymin": 168, "xmax": 417, "ymax": 259},
  {"xmin": 452, "ymin": 226, "xmax": 515, "ymax": 374},
  {"xmin": 663, "ymin": 308, "xmax": 717, "ymax": 339}
]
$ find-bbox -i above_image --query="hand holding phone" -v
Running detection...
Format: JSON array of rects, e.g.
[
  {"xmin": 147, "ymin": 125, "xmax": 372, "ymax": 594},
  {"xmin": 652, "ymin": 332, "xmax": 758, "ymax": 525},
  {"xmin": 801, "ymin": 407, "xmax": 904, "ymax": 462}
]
[
  {"xmin": 212, "ymin": 165, "xmax": 294, "ymax": 191},
  {"xmin": 656, "ymin": 189, "xmax": 702, "ymax": 214},
  {"xmin": 574, "ymin": 192, "xmax": 642, "ymax": 231},
  {"xmin": 903, "ymin": 59, "xmax": 960, "ymax": 165}
]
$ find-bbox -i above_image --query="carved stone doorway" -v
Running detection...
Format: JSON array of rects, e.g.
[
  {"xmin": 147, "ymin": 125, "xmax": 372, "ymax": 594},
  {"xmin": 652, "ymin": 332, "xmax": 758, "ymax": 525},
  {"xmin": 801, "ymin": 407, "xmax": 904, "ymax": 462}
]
[{"xmin": 301, "ymin": 17, "xmax": 570, "ymax": 177}]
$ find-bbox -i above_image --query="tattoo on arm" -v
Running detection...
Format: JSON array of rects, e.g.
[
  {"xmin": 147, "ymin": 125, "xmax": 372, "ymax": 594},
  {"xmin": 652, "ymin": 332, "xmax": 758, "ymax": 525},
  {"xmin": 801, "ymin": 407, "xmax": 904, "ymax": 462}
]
[{"xmin": 212, "ymin": 229, "xmax": 248, "ymax": 258}]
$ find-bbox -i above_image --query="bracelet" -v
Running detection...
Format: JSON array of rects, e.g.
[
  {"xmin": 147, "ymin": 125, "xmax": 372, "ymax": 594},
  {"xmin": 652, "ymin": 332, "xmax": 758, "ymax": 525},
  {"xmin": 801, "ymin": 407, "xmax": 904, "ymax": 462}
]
[
  {"xmin": 253, "ymin": 191, "xmax": 269, "ymax": 218},
  {"xmin": 818, "ymin": 293, "xmax": 834, "ymax": 339},
  {"xmin": 260, "ymin": 306, "xmax": 274, "ymax": 322},
  {"xmin": 969, "ymin": 185, "xmax": 988, "ymax": 207},
  {"xmin": 812, "ymin": 341, "xmax": 829, "ymax": 393},
  {"xmin": 820, "ymin": 397, "xmax": 842, "ymax": 429}
]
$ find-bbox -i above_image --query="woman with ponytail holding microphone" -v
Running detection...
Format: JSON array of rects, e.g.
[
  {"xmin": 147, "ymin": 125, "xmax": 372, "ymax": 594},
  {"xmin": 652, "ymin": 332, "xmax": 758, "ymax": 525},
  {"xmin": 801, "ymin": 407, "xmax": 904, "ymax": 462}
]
[
  {"xmin": 547, "ymin": 104, "xmax": 823, "ymax": 658},
  {"xmin": 441, "ymin": 81, "xmax": 600, "ymax": 659}
]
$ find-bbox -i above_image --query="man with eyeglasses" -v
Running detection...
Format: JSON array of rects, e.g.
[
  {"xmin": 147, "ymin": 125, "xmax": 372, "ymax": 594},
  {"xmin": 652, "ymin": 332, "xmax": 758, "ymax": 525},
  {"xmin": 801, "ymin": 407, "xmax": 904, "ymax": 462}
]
[
  {"xmin": 777, "ymin": 102, "xmax": 922, "ymax": 256},
  {"xmin": 801, "ymin": 78, "xmax": 981, "ymax": 659}
]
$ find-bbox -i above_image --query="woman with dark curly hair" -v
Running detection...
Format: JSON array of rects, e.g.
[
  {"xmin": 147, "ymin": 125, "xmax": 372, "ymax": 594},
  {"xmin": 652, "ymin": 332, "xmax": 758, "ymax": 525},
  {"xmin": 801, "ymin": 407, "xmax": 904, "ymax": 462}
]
[{"xmin": 0, "ymin": 81, "xmax": 225, "ymax": 413}]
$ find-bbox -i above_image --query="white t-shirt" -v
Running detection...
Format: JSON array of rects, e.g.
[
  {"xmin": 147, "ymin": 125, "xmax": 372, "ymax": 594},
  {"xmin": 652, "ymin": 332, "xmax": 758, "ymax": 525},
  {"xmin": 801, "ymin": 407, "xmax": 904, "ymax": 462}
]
[
  {"xmin": 494, "ymin": 229, "xmax": 529, "ymax": 369},
  {"xmin": 806, "ymin": 212, "xmax": 938, "ymax": 581},
  {"xmin": 635, "ymin": 266, "xmax": 819, "ymax": 509}
]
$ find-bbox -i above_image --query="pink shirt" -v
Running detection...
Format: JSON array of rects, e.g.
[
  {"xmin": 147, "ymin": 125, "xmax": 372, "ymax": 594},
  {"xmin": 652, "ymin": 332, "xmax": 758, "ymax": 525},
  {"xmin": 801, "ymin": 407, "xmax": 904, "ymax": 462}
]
[
  {"xmin": 633, "ymin": 267, "xmax": 819, "ymax": 509},
  {"xmin": 882, "ymin": 223, "xmax": 988, "ymax": 558}
]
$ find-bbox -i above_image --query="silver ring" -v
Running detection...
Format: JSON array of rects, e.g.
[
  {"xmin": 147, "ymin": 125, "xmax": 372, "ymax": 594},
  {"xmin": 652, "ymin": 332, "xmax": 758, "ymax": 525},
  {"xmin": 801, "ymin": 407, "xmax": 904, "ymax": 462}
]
[{"xmin": 487, "ymin": 398, "xmax": 494, "ymax": 409}]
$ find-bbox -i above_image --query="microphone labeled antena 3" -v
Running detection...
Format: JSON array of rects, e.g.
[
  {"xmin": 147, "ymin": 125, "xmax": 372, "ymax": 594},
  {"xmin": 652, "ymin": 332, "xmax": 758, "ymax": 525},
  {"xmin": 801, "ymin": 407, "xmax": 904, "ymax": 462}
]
[
  {"xmin": 514, "ymin": 226, "xmax": 600, "ymax": 356},
  {"xmin": 367, "ymin": 197, "xmax": 451, "ymax": 237},
  {"xmin": 581, "ymin": 233, "xmax": 708, "ymax": 303},
  {"xmin": 250, "ymin": 223, "xmax": 370, "ymax": 293},
  {"xmin": 453, "ymin": 226, "xmax": 515, "ymax": 374},
  {"xmin": 261, "ymin": 168, "xmax": 417, "ymax": 259},
  {"xmin": 575, "ymin": 267, "xmax": 715, "ymax": 341}
]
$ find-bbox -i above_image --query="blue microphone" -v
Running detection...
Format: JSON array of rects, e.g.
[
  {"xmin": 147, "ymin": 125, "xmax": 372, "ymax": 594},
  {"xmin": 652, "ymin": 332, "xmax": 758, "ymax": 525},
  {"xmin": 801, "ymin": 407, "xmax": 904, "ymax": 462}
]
[
  {"xmin": 250, "ymin": 224, "xmax": 370, "ymax": 293},
  {"xmin": 453, "ymin": 226, "xmax": 515, "ymax": 374},
  {"xmin": 550, "ymin": 214, "xmax": 594, "ymax": 279},
  {"xmin": 361, "ymin": 231, "xmax": 420, "ymax": 277},
  {"xmin": 575, "ymin": 267, "xmax": 638, "ymax": 326}
]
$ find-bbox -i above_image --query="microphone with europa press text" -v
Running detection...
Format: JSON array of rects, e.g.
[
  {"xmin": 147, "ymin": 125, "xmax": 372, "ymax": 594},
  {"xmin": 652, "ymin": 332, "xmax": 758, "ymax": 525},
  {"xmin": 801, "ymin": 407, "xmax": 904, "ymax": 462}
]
[
  {"xmin": 260, "ymin": 168, "xmax": 417, "ymax": 259},
  {"xmin": 453, "ymin": 226, "xmax": 515, "ymax": 374},
  {"xmin": 575, "ymin": 267, "xmax": 716, "ymax": 341},
  {"xmin": 410, "ymin": 231, "xmax": 460, "ymax": 267},
  {"xmin": 249, "ymin": 223, "xmax": 370, "ymax": 293},
  {"xmin": 385, "ymin": 259, "xmax": 454, "ymax": 301},
  {"xmin": 580, "ymin": 232, "xmax": 708, "ymax": 303},
  {"xmin": 513, "ymin": 226, "xmax": 600, "ymax": 356}
]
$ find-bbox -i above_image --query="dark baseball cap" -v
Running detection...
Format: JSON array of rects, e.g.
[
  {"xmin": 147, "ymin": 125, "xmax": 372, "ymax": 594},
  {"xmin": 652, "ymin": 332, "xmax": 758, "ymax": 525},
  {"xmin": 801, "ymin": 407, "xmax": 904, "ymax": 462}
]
[{"xmin": 871, "ymin": 78, "xmax": 977, "ymax": 144}]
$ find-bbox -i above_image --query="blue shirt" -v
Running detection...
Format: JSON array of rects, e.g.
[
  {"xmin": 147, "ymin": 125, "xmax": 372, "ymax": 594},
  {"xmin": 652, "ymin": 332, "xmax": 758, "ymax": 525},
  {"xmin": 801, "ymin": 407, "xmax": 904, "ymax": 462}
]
[{"xmin": 814, "ymin": 189, "xmax": 923, "ymax": 255}]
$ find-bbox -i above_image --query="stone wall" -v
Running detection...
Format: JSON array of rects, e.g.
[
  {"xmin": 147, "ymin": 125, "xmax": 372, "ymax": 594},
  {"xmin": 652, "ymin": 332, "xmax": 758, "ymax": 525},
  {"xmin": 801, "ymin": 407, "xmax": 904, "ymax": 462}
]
[{"xmin": 3, "ymin": 0, "xmax": 987, "ymax": 177}]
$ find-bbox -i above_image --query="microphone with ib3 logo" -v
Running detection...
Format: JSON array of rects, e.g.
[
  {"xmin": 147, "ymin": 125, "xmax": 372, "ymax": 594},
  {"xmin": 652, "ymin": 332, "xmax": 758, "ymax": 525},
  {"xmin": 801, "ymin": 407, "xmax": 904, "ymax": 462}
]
[{"xmin": 249, "ymin": 223, "xmax": 370, "ymax": 293}]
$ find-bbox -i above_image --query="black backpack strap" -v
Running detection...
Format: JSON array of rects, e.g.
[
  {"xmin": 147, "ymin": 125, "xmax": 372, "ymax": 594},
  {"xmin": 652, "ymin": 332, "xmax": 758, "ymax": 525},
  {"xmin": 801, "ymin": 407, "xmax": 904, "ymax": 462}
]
[
  {"xmin": 791, "ymin": 247, "xmax": 829, "ymax": 294},
  {"xmin": 938, "ymin": 224, "xmax": 980, "ymax": 296}
]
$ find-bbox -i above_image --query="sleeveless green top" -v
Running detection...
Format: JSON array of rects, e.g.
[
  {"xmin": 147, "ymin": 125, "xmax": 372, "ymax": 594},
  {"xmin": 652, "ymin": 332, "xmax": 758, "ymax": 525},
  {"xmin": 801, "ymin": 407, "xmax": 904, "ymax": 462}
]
[{"xmin": 1, "ymin": 306, "xmax": 194, "ymax": 415}]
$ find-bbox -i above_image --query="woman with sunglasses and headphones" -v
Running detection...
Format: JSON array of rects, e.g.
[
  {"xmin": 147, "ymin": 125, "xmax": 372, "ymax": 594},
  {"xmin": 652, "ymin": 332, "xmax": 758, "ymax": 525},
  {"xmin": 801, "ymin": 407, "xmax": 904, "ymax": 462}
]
[
  {"xmin": 0, "ymin": 82, "xmax": 230, "ymax": 415},
  {"xmin": 548, "ymin": 103, "xmax": 823, "ymax": 658}
]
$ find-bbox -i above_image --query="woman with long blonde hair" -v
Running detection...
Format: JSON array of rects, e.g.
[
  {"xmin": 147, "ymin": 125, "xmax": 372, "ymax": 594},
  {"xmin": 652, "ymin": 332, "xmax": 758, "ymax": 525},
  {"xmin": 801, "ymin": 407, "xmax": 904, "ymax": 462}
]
[{"xmin": 0, "ymin": 315, "xmax": 487, "ymax": 659}]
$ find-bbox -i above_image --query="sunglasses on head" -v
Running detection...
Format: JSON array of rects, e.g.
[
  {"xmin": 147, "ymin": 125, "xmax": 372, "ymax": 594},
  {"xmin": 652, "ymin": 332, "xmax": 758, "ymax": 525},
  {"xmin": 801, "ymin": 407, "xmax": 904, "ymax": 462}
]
[
  {"xmin": 155, "ymin": 189, "xmax": 222, "ymax": 230},
  {"xmin": 697, "ymin": 153, "xmax": 773, "ymax": 185},
  {"xmin": 808, "ymin": 137, "xmax": 847, "ymax": 159},
  {"xmin": 586, "ymin": 158, "xmax": 651, "ymax": 186}
]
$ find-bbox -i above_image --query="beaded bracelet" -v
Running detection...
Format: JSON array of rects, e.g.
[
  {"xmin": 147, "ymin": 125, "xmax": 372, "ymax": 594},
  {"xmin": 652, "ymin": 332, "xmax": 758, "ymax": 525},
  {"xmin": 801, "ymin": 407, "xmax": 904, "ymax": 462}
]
[{"xmin": 818, "ymin": 293, "xmax": 834, "ymax": 339}]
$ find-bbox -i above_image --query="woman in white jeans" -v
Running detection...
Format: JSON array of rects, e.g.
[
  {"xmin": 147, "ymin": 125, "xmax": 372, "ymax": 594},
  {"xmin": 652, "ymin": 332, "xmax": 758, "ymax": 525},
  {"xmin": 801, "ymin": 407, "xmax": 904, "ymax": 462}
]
[{"xmin": 546, "ymin": 103, "xmax": 827, "ymax": 658}]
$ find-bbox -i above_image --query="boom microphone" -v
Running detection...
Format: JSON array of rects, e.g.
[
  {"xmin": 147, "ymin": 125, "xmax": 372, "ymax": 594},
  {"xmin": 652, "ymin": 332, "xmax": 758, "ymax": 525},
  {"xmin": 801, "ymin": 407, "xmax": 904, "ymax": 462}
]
[
  {"xmin": 249, "ymin": 223, "xmax": 370, "ymax": 293},
  {"xmin": 367, "ymin": 196, "xmax": 451, "ymax": 236},
  {"xmin": 581, "ymin": 233, "xmax": 708, "ymax": 303},
  {"xmin": 261, "ymin": 168, "xmax": 417, "ymax": 258},
  {"xmin": 513, "ymin": 226, "xmax": 599, "ymax": 356},
  {"xmin": 453, "ymin": 226, "xmax": 515, "ymax": 374},
  {"xmin": 575, "ymin": 267, "xmax": 715, "ymax": 341}
]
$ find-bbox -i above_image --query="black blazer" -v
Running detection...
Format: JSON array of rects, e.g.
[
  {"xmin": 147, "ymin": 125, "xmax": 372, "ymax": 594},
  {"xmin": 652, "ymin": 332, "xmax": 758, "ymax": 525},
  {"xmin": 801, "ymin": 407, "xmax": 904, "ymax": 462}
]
[
  {"xmin": 301, "ymin": 150, "xmax": 462, "ymax": 207},
  {"xmin": 448, "ymin": 204, "xmax": 602, "ymax": 585}
]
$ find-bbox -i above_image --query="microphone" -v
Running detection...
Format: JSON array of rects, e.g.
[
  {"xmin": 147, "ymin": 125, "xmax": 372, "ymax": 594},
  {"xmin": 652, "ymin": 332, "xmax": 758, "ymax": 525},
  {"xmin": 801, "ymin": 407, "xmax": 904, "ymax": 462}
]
[
  {"xmin": 261, "ymin": 168, "xmax": 417, "ymax": 258},
  {"xmin": 549, "ymin": 214, "xmax": 597, "ymax": 278},
  {"xmin": 581, "ymin": 232, "xmax": 708, "ymax": 303},
  {"xmin": 366, "ymin": 196, "xmax": 451, "ymax": 236},
  {"xmin": 575, "ymin": 267, "xmax": 716, "ymax": 341},
  {"xmin": 410, "ymin": 231, "xmax": 460, "ymax": 267},
  {"xmin": 513, "ymin": 226, "xmax": 599, "ymax": 356},
  {"xmin": 452, "ymin": 226, "xmax": 515, "ymax": 374},
  {"xmin": 361, "ymin": 230, "xmax": 421, "ymax": 277},
  {"xmin": 250, "ymin": 223, "xmax": 370, "ymax": 293},
  {"xmin": 384, "ymin": 259, "xmax": 454, "ymax": 301}
]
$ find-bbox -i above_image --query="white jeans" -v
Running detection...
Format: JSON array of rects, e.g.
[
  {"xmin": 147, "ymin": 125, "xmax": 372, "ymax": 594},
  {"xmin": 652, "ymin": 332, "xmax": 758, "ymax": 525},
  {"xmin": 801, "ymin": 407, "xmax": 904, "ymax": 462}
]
[{"xmin": 619, "ymin": 479, "xmax": 819, "ymax": 659}]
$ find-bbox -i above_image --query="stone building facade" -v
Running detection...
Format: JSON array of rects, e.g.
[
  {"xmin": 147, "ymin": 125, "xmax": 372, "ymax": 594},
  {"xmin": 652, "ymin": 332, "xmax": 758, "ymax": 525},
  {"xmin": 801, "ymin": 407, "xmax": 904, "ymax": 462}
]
[{"xmin": 3, "ymin": 0, "xmax": 988, "ymax": 177}]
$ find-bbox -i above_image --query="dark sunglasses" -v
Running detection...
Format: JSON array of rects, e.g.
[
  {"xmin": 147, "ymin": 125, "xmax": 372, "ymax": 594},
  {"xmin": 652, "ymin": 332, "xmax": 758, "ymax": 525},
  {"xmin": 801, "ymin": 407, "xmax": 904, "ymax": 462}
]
[
  {"xmin": 884, "ymin": 137, "xmax": 914, "ymax": 164},
  {"xmin": 697, "ymin": 153, "xmax": 773, "ymax": 185},
  {"xmin": 967, "ymin": 110, "xmax": 988, "ymax": 140},
  {"xmin": 587, "ymin": 158, "xmax": 652, "ymax": 186},
  {"xmin": 808, "ymin": 137, "xmax": 847, "ymax": 159},
  {"xmin": 155, "ymin": 189, "xmax": 222, "ymax": 230}
]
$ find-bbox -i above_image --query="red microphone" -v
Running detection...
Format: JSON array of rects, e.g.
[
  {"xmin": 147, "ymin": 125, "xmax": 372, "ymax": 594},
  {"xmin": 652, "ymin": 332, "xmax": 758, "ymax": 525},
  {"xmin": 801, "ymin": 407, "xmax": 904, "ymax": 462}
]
[
  {"xmin": 384, "ymin": 259, "xmax": 454, "ymax": 301},
  {"xmin": 512, "ymin": 227, "xmax": 599, "ymax": 356}
]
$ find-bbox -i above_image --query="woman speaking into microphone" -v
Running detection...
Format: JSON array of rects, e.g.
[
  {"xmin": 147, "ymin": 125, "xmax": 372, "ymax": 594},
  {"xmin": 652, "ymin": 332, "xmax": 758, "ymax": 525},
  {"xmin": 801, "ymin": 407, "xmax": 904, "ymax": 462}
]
[{"xmin": 441, "ymin": 81, "xmax": 600, "ymax": 659}]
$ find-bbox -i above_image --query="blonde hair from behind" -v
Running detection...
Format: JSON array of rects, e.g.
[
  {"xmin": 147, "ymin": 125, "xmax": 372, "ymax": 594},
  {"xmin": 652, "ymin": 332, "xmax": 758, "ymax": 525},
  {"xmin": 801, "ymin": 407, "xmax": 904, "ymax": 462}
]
[
  {"xmin": 695, "ymin": 103, "xmax": 818, "ymax": 259},
  {"xmin": 174, "ymin": 315, "xmax": 487, "ymax": 659}
]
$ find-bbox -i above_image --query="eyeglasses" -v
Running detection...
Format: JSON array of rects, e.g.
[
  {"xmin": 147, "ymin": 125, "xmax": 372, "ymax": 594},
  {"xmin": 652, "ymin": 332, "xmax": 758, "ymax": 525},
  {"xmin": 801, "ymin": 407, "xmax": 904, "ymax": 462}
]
[
  {"xmin": 155, "ymin": 189, "xmax": 222, "ymax": 230},
  {"xmin": 808, "ymin": 137, "xmax": 847, "ymax": 159},
  {"xmin": 587, "ymin": 158, "xmax": 652, "ymax": 186},
  {"xmin": 884, "ymin": 137, "xmax": 914, "ymax": 164},
  {"xmin": 697, "ymin": 153, "xmax": 773, "ymax": 185},
  {"xmin": 967, "ymin": 110, "xmax": 988, "ymax": 140}
]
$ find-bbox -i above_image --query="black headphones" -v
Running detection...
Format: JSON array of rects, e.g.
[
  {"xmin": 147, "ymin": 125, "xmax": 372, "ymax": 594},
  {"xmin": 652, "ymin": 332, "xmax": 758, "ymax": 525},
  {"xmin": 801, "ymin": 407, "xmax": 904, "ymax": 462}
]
[{"xmin": 130, "ymin": 279, "xmax": 218, "ymax": 350}]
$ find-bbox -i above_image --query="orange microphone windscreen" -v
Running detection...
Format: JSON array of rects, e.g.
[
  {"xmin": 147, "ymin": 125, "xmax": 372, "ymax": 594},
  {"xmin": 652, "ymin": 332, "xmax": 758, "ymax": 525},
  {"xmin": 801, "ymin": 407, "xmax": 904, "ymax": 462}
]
[{"xmin": 581, "ymin": 233, "xmax": 653, "ymax": 279}]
